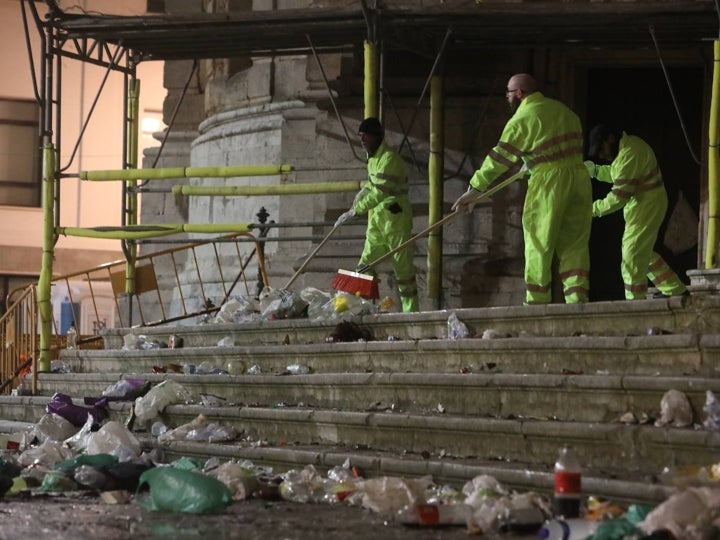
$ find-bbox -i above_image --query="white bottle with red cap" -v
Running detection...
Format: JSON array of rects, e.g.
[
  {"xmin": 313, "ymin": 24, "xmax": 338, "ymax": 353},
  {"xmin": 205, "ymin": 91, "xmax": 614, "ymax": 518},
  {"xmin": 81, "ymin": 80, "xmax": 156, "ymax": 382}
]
[
  {"xmin": 553, "ymin": 445, "xmax": 582, "ymax": 518},
  {"xmin": 537, "ymin": 517, "xmax": 598, "ymax": 539}
]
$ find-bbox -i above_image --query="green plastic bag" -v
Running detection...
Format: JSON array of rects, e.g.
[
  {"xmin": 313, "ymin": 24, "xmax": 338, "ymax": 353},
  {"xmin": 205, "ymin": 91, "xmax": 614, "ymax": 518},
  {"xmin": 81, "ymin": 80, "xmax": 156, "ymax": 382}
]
[
  {"xmin": 589, "ymin": 518, "xmax": 641, "ymax": 539},
  {"xmin": 137, "ymin": 467, "xmax": 232, "ymax": 514},
  {"xmin": 169, "ymin": 456, "xmax": 204, "ymax": 471},
  {"xmin": 55, "ymin": 453, "xmax": 118, "ymax": 473}
]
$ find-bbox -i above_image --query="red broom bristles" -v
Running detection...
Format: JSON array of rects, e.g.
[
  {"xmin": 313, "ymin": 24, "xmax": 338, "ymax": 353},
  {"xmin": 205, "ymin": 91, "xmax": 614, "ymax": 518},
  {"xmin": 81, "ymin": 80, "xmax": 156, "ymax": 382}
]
[{"xmin": 331, "ymin": 269, "xmax": 379, "ymax": 299}]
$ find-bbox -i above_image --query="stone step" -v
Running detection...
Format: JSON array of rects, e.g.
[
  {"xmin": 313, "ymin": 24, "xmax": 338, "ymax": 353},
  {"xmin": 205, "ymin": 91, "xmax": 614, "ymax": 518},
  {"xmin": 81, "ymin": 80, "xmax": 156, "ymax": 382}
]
[
  {"xmin": 10, "ymin": 294, "xmax": 720, "ymax": 511},
  {"xmin": 33, "ymin": 371, "xmax": 720, "ymax": 425},
  {"xmin": 4, "ymin": 395, "xmax": 719, "ymax": 480},
  {"xmin": 152, "ymin": 440, "xmax": 676, "ymax": 506},
  {"xmin": 61, "ymin": 333, "xmax": 720, "ymax": 377},
  {"xmin": 0, "ymin": 414, "xmax": 674, "ymax": 506},
  {"xmin": 97, "ymin": 295, "xmax": 711, "ymax": 349}
]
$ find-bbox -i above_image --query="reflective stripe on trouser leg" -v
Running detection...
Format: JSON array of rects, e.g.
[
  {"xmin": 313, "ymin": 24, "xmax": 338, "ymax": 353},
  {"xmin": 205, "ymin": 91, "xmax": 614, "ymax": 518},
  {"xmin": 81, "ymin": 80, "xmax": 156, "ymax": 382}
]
[
  {"xmin": 624, "ymin": 281, "xmax": 648, "ymax": 300},
  {"xmin": 648, "ymin": 254, "xmax": 687, "ymax": 296},
  {"xmin": 360, "ymin": 207, "xmax": 418, "ymax": 312},
  {"xmin": 620, "ymin": 188, "xmax": 666, "ymax": 300},
  {"xmin": 523, "ymin": 166, "xmax": 591, "ymax": 304},
  {"xmin": 392, "ymin": 243, "xmax": 418, "ymax": 312},
  {"xmin": 525, "ymin": 281, "xmax": 551, "ymax": 304},
  {"xmin": 558, "ymin": 268, "xmax": 590, "ymax": 303},
  {"xmin": 554, "ymin": 170, "xmax": 591, "ymax": 304}
]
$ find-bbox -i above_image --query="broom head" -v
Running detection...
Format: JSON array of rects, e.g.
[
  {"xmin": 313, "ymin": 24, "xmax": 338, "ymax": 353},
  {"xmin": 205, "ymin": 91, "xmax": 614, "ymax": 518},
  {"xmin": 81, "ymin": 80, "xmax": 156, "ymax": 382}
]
[{"xmin": 331, "ymin": 269, "xmax": 380, "ymax": 299}]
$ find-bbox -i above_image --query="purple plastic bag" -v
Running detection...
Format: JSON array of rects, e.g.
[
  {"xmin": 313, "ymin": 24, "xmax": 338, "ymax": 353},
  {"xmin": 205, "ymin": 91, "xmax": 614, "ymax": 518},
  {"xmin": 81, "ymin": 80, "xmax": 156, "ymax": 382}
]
[{"xmin": 46, "ymin": 393, "xmax": 109, "ymax": 427}]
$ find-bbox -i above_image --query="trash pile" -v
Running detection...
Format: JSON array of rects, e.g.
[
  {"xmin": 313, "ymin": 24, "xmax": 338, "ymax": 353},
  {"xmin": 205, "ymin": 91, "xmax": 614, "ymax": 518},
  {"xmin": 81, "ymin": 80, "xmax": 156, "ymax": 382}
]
[
  {"xmin": 194, "ymin": 287, "xmax": 387, "ymax": 326},
  {"xmin": 0, "ymin": 373, "xmax": 719, "ymax": 538}
]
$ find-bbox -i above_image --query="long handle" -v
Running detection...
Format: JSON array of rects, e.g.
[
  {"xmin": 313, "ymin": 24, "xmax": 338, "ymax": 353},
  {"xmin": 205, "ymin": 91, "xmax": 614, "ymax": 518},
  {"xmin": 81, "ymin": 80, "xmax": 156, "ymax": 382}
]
[
  {"xmin": 283, "ymin": 224, "xmax": 341, "ymax": 289},
  {"xmin": 359, "ymin": 167, "xmax": 527, "ymax": 273}
]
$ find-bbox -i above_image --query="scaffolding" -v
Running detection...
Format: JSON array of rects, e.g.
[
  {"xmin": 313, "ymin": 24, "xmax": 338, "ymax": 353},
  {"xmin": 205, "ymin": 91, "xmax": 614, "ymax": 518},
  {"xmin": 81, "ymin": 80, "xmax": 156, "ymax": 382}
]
[{"xmin": 20, "ymin": 0, "xmax": 719, "ymax": 371}]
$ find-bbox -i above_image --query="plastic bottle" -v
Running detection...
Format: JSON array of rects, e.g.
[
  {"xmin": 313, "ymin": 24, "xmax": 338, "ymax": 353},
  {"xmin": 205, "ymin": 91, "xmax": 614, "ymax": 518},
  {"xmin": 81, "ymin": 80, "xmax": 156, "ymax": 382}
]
[
  {"xmin": 553, "ymin": 446, "xmax": 581, "ymax": 518},
  {"xmin": 396, "ymin": 503, "xmax": 473, "ymax": 526},
  {"xmin": 66, "ymin": 324, "xmax": 77, "ymax": 349},
  {"xmin": 536, "ymin": 518, "xmax": 599, "ymax": 539}
]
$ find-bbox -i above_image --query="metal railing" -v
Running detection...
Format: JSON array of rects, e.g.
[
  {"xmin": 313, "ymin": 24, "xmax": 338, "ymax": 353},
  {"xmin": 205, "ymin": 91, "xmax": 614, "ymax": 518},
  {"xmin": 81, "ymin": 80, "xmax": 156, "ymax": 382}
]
[
  {"xmin": 0, "ymin": 286, "xmax": 38, "ymax": 395},
  {"xmin": 0, "ymin": 231, "xmax": 268, "ymax": 395}
]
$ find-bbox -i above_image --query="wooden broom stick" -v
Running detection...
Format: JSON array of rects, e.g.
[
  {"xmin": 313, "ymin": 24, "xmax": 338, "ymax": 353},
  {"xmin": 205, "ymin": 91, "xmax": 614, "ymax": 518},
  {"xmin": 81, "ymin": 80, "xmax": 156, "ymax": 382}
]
[
  {"xmin": 358, "ymin": 166, "xmax": 528, "ymax": 274},
  {"xmin": 284, "ymin": 223, "xmax": 342, "ymax": 290}
]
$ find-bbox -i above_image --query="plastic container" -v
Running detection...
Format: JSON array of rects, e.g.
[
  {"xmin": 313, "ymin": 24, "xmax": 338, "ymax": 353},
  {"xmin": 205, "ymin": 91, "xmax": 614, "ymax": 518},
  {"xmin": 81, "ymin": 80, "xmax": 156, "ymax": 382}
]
[
  {"xmin": 396, "ymin": 503, "xmax": 472, "ymax": 526},
  {"xmin": 537, "ymin": 518, "xmax": 599, "ymax": 539},
  {"xmin": 554, "ymin": 446, "xmax": 581, "ymax": 518},
  {"xmin": 66, "ymin": 324, "xmax": 77, "ymax": 350}
]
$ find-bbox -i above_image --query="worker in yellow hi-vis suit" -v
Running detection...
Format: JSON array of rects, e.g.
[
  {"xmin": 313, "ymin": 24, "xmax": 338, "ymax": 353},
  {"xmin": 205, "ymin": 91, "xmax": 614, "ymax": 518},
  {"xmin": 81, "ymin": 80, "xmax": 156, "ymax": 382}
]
[
  {"xmin": 335, "ymin": 117, "xmax": 419, "ymax": 312},
  {"xmin": 453, "ymin": 73, "xmax": 592, "ymax": 304},
  {"xmin": 584, "ymin": 125, "xmax": 687, "ymax": 300}
]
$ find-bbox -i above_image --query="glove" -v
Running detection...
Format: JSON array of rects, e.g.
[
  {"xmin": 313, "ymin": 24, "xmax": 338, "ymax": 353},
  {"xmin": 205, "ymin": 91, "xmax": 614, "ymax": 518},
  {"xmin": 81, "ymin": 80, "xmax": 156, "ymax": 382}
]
[
  {"xmin": 334, "ymin": 208, "xmax": 356, "ymax": 227},
  {"xmin": 451, "ymin": 185, "xmax": 482, "ymax": 214},
  {"xmin": 584, "ymin": 160, "xmax": 597, "ymax": 178},
  {"xmin": 352, "ymin": 188, "xmax": 368, "ymax": 208}
]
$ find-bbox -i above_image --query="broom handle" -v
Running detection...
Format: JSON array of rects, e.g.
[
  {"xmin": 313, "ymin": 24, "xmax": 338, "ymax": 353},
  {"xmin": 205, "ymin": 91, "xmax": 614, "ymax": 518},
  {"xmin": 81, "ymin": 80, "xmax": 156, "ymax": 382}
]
[
  {"xmin": 284, "ymin": 223, "xmax": 341, "ymax": 289},
  {"xmin": 359, "ymin": 167, "xmax": 527, "ymax": 273}
]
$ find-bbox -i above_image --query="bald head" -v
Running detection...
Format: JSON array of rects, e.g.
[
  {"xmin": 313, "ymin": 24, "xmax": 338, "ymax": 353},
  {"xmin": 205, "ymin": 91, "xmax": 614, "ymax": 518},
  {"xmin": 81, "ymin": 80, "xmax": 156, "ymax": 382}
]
[{"xmin": 508, "ymin": 73, "xmax": 537, "ymax": 95}]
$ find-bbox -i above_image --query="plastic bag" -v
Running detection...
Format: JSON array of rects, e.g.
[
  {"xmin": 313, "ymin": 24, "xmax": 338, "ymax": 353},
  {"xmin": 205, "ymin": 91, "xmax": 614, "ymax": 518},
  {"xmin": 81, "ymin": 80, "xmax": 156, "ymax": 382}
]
[
  {"xmin": 215, "ymin": 296, "xmax": 261, "ymax": 324},
  {"xmin": 64, "ymin": 414, "xmax": 95, "ymax": 452},
  {"xmin": 17, "ymin": 439, "xmax": 75, "ymax": 468},
  {"xmin": 207, "ymin": 461, "xmax": 259, "ymax": 500},
  {"xmin": 447, "ymin": 312, "xmax": 470, "ymax": 340},
  {"xmin": 122, "ymin": 333, "xmax": 161, "ymax": 350},
  {"xmin": 99, "ymin": 379, "xmax": 151, "ymax": 401},
  {"xmin": 638, "ymin": 487, "xmax": 720, "ymax": 539},
  {"xmin": 654, "ymin": 389, "xmax": 693, "ymax": 427},
  {"xmin": 55, "ymin": 453, "xmax": 118, "ymax": 474},
  {"xmin": 703, "ymin": 390, "xmax": 720, "ymax": 430},
  {"xmin": 158, "ymin": 414, "xmax": 238, "ymax": 444},
  {"xmin": 137, "ymin": 467, "xmax": 233, "ymax": 514},
  {"xmin": 38, "ymin": 470, "xmax": 77, "ymax": 492},
  {"xmin": 359, "ymin": 475, "xmax": 433, "ymax": 514},
  {"xmin": 279, "ymin": 465, "xmax": 327, "ymax": 503},
  {"xmin": 259, "ymin": 287, "xmax": 308, "ymax": 320},
  {"xmin": 300, "ymin": 287, "xmax": 334, "ymax": 321},
  {"xmin": 85, "ymin": 421, "xmax": 142, "ymax": 460},
  {"xmin": 331, "ymin": 292, "xmax": 374, "ymax": 317},
  {"xmin": 32, "ymin": 412, "xmax": 80, "ymax": 442},
  {"xmin": 134, "ymin": 380, "xmax": 194, "ymax": 424},
  {"xmin": 46, "ymin": 393, "xmax": 108, "ymax": 428}
]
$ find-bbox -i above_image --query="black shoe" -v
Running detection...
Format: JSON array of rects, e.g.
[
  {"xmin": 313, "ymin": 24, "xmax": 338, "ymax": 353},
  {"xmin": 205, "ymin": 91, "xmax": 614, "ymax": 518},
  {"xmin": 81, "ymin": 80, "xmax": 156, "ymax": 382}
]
[{"xmin": 652, "ymin": 290, "xmax": 690, "ymax": 299}]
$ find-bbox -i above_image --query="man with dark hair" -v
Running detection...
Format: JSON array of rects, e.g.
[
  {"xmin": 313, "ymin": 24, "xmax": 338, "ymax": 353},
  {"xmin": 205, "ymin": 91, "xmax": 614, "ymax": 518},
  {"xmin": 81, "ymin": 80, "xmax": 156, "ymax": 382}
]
[
  {"xmin": 584, "ymin": 125, "xmax": 687, "ymax": 300},
  {"xmin": 452, "ymin": 73, "xmax": 592, "ymax": 304},
  {"xmin": 335, "ymin": 117, "xmax": 419, "ymax": 312}
]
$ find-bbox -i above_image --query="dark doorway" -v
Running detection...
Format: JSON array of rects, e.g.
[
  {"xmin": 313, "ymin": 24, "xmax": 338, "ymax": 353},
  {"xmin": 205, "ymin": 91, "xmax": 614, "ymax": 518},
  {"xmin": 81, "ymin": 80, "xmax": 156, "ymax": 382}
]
[{"xmin": 583, "ymin": 66, "xmax": 702, "ymax": 301}]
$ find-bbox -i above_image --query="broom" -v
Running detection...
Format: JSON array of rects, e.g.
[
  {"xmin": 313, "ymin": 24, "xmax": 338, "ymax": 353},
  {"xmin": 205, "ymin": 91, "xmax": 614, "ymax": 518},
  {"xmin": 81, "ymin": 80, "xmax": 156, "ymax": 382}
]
[
  {"xmin": 331, "ymin": 165, "xmax": 528, "ymax": 299},
  {"xmin": 283, "ymin": 223, "xmax": 342, "ymax": 290}
]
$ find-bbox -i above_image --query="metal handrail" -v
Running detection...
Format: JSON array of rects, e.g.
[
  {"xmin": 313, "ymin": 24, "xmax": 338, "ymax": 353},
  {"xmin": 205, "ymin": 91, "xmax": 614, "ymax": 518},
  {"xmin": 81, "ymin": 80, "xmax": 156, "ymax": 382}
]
[
  {"xmin": 0, "ymin": 231, "xmax": 268, "ymax": 395},
  {"xmin": 0, "ymin": 285, "xmax": 39, "ymax": 395}
]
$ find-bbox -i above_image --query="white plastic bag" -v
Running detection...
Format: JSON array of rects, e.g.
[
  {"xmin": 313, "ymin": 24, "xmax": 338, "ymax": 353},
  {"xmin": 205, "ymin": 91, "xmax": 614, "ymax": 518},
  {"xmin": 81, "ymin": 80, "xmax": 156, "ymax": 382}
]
[
  {"xmin": 359, "ymin": 475, "xmax": 433, "ymax": 514},
  {"xmin": 447, "ymin": 312, "xmax": 470, "ymax": 340},
  {"xmin": 85, "ymin": 420, "xmax": 142, "ymax": 460},
  {"xmin": 134, "ymin": 380, "xmax": 194, "ymax": 424},
  {"xmin": 639, "ymin": 487, "xmax": 720, "ymax": 539},
  {"xmin": 654, "ymin": 389, "xmax": 693, "ymax": 427},
  {"xmin": 703, "ymin": 390, "xmax": 720, "ymax": 430}
]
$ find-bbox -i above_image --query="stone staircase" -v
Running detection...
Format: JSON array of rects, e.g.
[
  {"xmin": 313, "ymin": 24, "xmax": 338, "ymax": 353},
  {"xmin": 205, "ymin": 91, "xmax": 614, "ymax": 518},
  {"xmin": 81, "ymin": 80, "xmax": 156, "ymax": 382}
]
[{"xmin": 4, "ymin": 294, "xmax": 720, "ymax": 506}]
